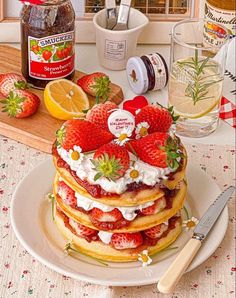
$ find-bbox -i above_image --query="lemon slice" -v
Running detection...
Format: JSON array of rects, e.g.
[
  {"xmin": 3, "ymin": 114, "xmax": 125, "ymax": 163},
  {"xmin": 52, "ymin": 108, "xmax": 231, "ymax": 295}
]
[
  {"xmin": 44, "ymin": 79, "xmax": 89, "ymax": 120},
  {"xmin": 169, "ymin": 79, "xmax": 222, "ymax": 119}
]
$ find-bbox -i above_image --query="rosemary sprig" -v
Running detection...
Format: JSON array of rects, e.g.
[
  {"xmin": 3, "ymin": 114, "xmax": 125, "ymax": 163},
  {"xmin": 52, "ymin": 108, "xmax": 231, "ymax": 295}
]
[
  {"xmin": 64, "ymin": 241, "xmax": 108, "ymax": 266},
  {"xmin": 177, "ymin": 50, "xmax": 221, "ymax": 105}
]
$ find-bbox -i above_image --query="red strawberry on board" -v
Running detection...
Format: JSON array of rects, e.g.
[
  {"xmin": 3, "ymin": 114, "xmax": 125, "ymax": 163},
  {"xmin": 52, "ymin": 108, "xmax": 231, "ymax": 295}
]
[
  {"xmin": 77, "ymin": 72, "xmax": 111, "ymax": 101},
  {"xmin": 135, "ymin": 105, "xmax": 175, "ymax": 136},
  {"xmin": 56, "ymin": 119, "xmax": 114, "ymax": 152},
  {"xmin": 144, "ymin": 223, "xmax": 168, "ymax": 239},
  {"xmin": 92, "ymin": 143, "xmax": 130, "ymax": 181},
  {"xmin": 127, "ymin": 132, "xmax": 183, "ymax": 170},
  {"xmin": 111, "ymin": 232, "xmax": 143, "ymax": 250},
  {"xmin": 90, "ymin": 207, "xmax": 123, "ymax": 222},
  {"xmin": 1, "ymin": 90, "xmax": 40, "ymax": 118},
  {"xmin": 141, "ymin": 197, "xmax": 166, "ymax": 215},
  {"xmin": 86, "ymin": 101, "xmax": 117, "ymax": 130},
  {"xmin": 0, "ymin": 73, "xmax": 29, "ymax": 97},
  {"xmin": 57, "ymin": 180, "xmax": 77, "ymax": 207}
]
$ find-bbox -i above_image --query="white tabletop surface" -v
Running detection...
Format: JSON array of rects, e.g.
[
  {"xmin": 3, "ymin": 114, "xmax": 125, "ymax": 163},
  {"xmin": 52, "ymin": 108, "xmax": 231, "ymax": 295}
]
[{"xmin": 4, "ymin": 43, "xmax": 236, "ymax": 146}]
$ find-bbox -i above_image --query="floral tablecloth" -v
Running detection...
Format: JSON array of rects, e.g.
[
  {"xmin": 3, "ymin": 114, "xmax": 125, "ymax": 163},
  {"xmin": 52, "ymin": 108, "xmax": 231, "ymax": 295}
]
[{"xmin": 0, "ymin": 136, "xmax": 235, "ymax": 298}]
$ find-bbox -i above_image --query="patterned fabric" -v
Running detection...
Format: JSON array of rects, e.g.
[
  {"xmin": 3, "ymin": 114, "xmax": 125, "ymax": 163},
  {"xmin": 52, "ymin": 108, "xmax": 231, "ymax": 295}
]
[
  {"xmin": 220, "ymin": 97, "xmax": 236, "ymax": 128},
  {"xmin": 0, "ymin": 137, "xmax": 235, "ymax": 298}
]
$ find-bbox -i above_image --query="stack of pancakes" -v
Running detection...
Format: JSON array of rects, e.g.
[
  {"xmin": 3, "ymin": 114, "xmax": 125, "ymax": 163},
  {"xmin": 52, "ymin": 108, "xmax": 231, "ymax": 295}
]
[{"xmin": 52, "ymin": 146, "xmax": 187, "ymax": 262}]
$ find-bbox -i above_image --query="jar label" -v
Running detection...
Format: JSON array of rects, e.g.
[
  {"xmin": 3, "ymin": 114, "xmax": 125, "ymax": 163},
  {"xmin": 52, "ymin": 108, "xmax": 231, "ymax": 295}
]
[
  {"xmin": 28, "ymin": 31, "xmax": 75, "ymax": 80},
  {"xmin": 204, "ymin": 2, "xmax": 236, "ymax": 46},
  {"xmin": 145, "ymin": 53, "xmax": 167, "ymax": 90}
]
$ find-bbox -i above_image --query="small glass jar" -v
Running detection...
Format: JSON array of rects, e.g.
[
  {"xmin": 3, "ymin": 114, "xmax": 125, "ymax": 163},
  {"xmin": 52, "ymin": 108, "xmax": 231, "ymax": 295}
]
[
  {"xmin": 20, "ymin": 0, "xmax": 75, "ymax": 89},
  {"xmin": 126, "ymin": 53, "xmax": 168, "ymax": 95}
]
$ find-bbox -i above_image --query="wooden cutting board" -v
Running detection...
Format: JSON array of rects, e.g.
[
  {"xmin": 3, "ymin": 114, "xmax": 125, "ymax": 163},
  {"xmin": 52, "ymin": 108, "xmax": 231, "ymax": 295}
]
[{"xmin": 0, "ymin": 45, "xmax": 124, "ymax": 154}]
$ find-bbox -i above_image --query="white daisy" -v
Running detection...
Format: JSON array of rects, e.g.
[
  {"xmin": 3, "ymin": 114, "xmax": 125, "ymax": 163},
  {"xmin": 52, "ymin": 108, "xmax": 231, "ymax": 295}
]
[
  {"xmin": 138, "ymin": 250, "xmax": 152, "ymax": 267},
  {"xmin": 125, "ymin": 164, "xmax": 143, "ymax": 183},
  {"xmin": 114, "ymin": 127, "xmax": 132, "ymax": 146},
  {"xmin": 135, "ymin": 122, "xmax": 150, "ymax": 139},
  {"xmin": 182, "ymin": 217, "xmax": 199, "ymax": 231},
  {"xmin": 69, "ymin": 145, "xmax": 84, "ymax": 164}
]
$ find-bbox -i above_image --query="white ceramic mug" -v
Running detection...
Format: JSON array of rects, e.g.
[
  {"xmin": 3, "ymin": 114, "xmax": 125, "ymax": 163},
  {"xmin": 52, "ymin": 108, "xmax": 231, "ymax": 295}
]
[{"xmin": 93, "ymin": 8, "xmax": 149, "ymax": 70}]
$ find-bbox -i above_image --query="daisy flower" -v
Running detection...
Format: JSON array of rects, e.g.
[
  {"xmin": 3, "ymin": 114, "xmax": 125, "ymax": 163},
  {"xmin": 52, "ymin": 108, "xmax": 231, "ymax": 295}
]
[
  {"xmin": 182, "ymin": 217, "xmax": 199, "ymax": 231},
  {"xmin": 114, "ymin": 127, "xmax": 132, "ymax": 146},
  {"xmin": 138, "ymin": 250, "xmax": 152, "ymax": 267},
  {"xmin": 135, "ymin": 122, "xmax": 150, "ymax": 139},
  {"xmin": 125, "ymin": 164, "xmax": 143, "ymax": 183},
  {"xmin": 69, "ymin": 145, "xmax": 84, "ymax": 164}
]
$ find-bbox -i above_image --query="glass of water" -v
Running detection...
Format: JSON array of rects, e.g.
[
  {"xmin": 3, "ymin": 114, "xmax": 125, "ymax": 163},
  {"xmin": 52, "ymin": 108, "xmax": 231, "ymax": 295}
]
[{"xmin": 169, "ymin": 18, "xmax": 229, "ymax": 137}]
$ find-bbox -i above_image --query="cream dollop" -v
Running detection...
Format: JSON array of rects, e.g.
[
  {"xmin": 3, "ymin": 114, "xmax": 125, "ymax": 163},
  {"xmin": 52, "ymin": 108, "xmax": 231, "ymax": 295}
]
[
  {"xmin": 98, "ymin": 231, "xmax": 113, "ymax": 244},
  {"xmin": 75, "ymin": 191, "xmax": 165, "ymax": 221},
  {"xmin": 57, "ymin": 147, "xmax": 173, "ymax": 195}
]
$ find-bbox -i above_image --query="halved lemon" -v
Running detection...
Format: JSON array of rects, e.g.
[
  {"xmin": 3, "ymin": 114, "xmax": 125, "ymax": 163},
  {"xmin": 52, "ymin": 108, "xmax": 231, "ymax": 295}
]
[
  {"xmin": 44, "ymin": 79, "xmax": 89, "ymax": 120},
  {"xmin": 169, "ymin": 79, "xmax": 222, "ymax": 119}
]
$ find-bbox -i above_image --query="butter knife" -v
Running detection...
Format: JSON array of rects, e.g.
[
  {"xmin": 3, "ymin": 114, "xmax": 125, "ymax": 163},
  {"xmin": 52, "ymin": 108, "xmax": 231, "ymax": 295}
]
[{"xmin": 158, "ymin": 185, "xmax": 235, "ymax": 294}]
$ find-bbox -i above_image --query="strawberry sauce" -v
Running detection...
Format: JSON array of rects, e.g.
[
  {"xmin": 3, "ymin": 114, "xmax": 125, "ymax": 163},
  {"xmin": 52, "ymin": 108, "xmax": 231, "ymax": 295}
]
[{"xmin": 57, "ymin": 207, "xmax": 180, "ymax": 250}]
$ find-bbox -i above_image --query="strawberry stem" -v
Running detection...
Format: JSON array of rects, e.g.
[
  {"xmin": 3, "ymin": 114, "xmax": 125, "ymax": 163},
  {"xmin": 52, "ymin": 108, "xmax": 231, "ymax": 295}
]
[
  {"xmin": 91, "ymin": 76, "xmax": 111, "ymax": 103},
  {"xmin": 64, "ymin": 241, "xmax": 108, "ymax": 266}
]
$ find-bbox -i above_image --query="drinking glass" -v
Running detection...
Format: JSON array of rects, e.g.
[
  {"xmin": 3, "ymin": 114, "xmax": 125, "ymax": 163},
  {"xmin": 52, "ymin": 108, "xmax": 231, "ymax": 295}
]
[{"xmin": 169, "ymin": 18, "xmax": 229, "ymax": 137}]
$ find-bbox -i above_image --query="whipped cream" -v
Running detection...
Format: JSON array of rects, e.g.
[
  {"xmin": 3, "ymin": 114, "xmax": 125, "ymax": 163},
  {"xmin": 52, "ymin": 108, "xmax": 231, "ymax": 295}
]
[
  {"xmin": 57, "ymin": 147, "xmax": 174, "ymax": 195},
  {"xmin": 98, "ymin": 231, "xmax": 113, "ymax": 244},
  {"xmin": 75, "ymin": 192, "xmax": 167, "ymax": 221}
]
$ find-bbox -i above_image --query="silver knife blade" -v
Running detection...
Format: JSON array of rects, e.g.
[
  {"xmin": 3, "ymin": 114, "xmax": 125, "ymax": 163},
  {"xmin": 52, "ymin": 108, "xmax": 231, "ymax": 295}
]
[{"xmin": 193, "ymin": 186, "xmax": 235, "ymax": 241}]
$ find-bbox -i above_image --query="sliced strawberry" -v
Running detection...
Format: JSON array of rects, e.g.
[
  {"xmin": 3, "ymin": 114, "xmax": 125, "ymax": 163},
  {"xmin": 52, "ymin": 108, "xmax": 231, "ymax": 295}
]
[
  {"xmin": 111, "ymin": 232, "xmax": 143, "ymax": 250},
  {"xmin": 143, "ymin": 223, "xmax": 168, "ymax": 239},
  {"xmin": 0, "ymin": 73, "xmax": 29, "ymax": 97},
  {"xmin": 90, "ymin": 207, "xmax": 123, "ymax": 222},
  {"xmin": 56, "ymin": 119, "xmax": 114, "ymax": 152},
  {"xmin": 1, "ymin": 90, "xmax": 40, "ymax": 118},
  {"xmin": 127, "ymin": 132, "xmax": 182, "ymax": 170},
  {"xmin": 86, "ymin": 101, "xmax": 117, "ymax": 130},
  {"xmin": 69, "ymin": 218, "xmax": 98, "ymax": 238},
  {"xmin": 57, "ymin": 180, "xmax": 77, "ymax": 207},
  {"xmin": 135, "ymin": 105, "xmax": 173, "ymax": 135},
  {"xmin": 141, "ymin": 196, "xmax": 166, "ymax": 215},
  {"xmin": 77, "ymin": 72, "xmax": 110, "ymax": 100},
  {"xmin": 92, "ymin": 143, "xmax": 130, "ymax": 181}
]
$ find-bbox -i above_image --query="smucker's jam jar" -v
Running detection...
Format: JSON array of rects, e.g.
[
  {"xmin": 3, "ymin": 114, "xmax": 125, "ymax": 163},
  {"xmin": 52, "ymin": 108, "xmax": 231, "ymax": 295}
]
[
  {"xmin": 20, "ymin": 0, "xmax": 75, "ymax": 89},
  {"xmin": 126, "ymin": 53, "xmax": 168, "ymax": 95}
]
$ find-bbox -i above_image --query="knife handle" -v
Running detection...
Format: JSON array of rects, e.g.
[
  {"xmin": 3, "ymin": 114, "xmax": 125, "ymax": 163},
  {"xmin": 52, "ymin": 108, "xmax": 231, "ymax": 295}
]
[{"xmin": 157, "ymin": 238, "xmax": 202, "ymax": 294}]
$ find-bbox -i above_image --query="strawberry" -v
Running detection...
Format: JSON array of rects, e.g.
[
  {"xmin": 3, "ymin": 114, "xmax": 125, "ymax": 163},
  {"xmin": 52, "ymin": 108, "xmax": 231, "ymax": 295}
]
[
  {"xmin": 77, "ymin": 72, "xmax": 111, "ymax": 101},
  {"xmin": 86, "ymin": 101, "xmax": 117, "ymax": 130},
  {"xmin": 141, "ymin": 197, "xmax": 166, "ymax": 215},
  {"xmin": 57, "ymin": 180, "xmax": 77, "ymax": 207},
  {"xmin": 127, "ymin": 132, "xmax": 183, "ymax": 170},
  {"xmin": 90, "ymin": 207, "xmax": 123, "ymax": 222},
  {"xmin": 92, "ymin": 143, "xmax": 130, "ymax": 181},
  {"xmin": 0, "ymin": 73, "xmax": 29, "ymax": 97},
  {"xmin": 111, "ymin": 232, "xmax": 143, "ymax": 250},
  {"xmin": 135, "ymin": 105, "xmax": 175, "ymax": 136},
  {"xmin": 56, "ymin": 119, "xmax": 114, "ymax": 152},
  {"xmin": 1, "ymin": 90, "xmax": 40, "ymax": 118},
  {"xmin": 143, "ymin": 223, "xmax": 168, "ymax": 239},
  {"xmin": 42, "ymin": 50, "xmax": 52, "ymax": 61},
  {"xmin": 69, "ymin": 219, "xmax": 98, "ymax": 238}
]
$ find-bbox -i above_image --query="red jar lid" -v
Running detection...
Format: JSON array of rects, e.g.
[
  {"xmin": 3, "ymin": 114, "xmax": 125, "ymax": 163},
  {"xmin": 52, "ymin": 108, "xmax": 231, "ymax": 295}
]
[{"xmin": 20, "ymin": 0, "xmax": 45, "ymax": 4}]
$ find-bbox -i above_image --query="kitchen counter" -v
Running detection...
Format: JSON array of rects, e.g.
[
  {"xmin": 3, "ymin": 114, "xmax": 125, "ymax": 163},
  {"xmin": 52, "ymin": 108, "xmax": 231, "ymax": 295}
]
[{"xmin": 2, "ymin": 43, "xmax": 235, "ymax": 146}]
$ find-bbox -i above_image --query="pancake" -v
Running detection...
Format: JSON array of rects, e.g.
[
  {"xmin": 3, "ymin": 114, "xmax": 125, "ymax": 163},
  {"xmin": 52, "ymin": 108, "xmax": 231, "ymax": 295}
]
[
  {"xmin": 55, "ymin": 209, "xmax": 182, "ymax": 262},
  {"xmin": 54, "ymin": 179, "xmax": 187, "ymax": 233},
  {"xmin": 53, "ymin": 155, "xmax": 187, "ymax": 206}
]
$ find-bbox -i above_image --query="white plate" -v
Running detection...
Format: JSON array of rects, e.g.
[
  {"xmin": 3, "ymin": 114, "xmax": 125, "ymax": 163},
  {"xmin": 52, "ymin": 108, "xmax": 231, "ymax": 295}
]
[{"xmin": 10, "ymin": 159, "xmax": 228, "ymax": 286}]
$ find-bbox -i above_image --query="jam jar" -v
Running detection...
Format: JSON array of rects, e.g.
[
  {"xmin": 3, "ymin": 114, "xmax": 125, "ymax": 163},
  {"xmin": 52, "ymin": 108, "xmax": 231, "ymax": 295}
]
[
  {"xmin": 20, "ymin": 0, "xmax": 75, "ymax": 89},
  {"xmin": 126, "ymin": 53, "xmax": 168, "ymax": 95}
]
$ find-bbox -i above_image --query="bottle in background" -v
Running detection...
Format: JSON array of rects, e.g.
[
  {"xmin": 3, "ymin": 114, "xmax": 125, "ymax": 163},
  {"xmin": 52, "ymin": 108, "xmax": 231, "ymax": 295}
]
[{"xmin": 204, "ymin": 0, "xmax": 236, "ymax": 46}]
